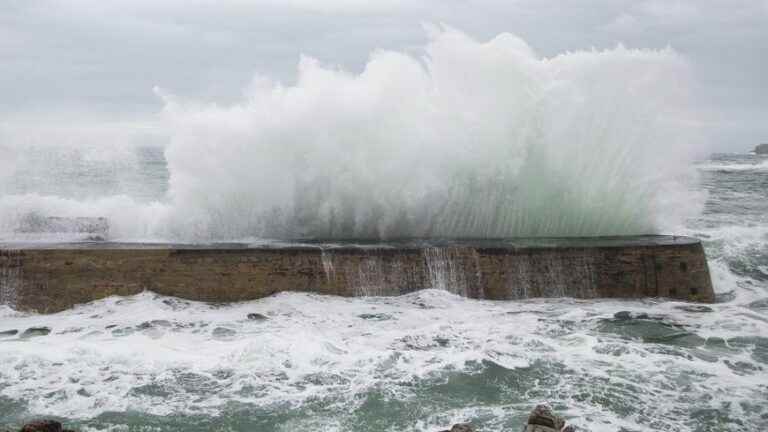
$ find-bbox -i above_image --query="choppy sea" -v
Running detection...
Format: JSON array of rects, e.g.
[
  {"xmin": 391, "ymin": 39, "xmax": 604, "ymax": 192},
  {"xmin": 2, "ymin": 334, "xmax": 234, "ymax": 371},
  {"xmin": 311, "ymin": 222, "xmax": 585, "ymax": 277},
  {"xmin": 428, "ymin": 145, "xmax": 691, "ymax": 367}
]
[{"xmin": 1, "ymin": 153, "xmax": 767, "ymax": 431}]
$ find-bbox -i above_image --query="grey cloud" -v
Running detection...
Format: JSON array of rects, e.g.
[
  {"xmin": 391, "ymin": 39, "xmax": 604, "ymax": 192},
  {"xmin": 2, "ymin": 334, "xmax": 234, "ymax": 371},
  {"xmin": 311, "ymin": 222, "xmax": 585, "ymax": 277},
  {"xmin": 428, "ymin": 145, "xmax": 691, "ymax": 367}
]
[{"xmin": 0, "ymin": 0, "xmax": 765, "ymax": 151}]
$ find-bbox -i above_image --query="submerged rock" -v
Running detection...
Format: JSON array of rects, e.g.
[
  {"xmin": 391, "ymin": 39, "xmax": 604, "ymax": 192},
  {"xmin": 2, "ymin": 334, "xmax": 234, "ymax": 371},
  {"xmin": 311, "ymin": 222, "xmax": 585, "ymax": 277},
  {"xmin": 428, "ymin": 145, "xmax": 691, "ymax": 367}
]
[
  {"xmin": 613, "ymin": 311, "xmax": 650, "ymax": 320},
  {"xmin": 247, "ymin": 313, "xmax": 268, "ymax": 321},
  {"xmin": 0, "ymin": 329, "xmax": 19, "ymax": 337},
  {"xmin": 20, "ymin": 327, "xmax": 51, "ymax": 338}
]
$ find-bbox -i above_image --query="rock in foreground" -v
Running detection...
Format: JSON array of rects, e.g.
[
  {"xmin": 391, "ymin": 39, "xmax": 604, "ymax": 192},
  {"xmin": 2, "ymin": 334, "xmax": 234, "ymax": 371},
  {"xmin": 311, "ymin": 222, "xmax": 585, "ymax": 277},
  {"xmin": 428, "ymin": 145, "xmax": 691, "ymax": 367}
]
[
  {"xmin": 16, "ymin": 420, "xmax": 74, "ymax": 432},
  {"xmin": 436, "ymin": 405, "xmax": 574, "ymax": 432},
  {"xmin": 525, "ymin": 404, "xmax": 574, "ymax": 432}
]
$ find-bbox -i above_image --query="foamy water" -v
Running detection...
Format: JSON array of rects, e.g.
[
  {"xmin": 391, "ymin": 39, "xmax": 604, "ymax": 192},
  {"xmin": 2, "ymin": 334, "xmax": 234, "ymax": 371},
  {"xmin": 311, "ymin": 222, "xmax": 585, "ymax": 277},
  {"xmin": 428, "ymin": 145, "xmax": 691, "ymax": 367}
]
[
  {"xmin": 695, "ymin": 159, "xmax": 768, "ymax": 172},
  {"xmin": 1, "ymin": 283, "xmax": 766, "ymax": 431}
]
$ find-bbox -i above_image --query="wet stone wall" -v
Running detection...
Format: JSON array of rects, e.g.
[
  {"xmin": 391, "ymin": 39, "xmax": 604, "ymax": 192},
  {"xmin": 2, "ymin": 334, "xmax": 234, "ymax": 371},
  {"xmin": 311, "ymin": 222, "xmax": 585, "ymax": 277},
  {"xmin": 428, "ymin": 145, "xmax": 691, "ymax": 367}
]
[{"xmin": 0, "ymin": 236, "xmax": 714, "ymax": 313}]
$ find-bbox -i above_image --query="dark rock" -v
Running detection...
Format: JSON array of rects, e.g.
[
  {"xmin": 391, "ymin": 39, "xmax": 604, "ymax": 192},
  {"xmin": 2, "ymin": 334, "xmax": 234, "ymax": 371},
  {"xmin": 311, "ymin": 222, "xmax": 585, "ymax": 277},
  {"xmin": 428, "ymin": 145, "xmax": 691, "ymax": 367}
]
[
  {"xmin": 0, "ymin": 329, "xmax": 19, "ymax": 337},
  {"xmin": 613, "ymin": 311, "xmax": 650, "ymax": 321},
  {"xmin": 247, "ymin": 313, "xmax": 268, "ymax": 321},
  {"xmin": 613, "ymin": 311, "xmax": 632, "ymax": 320},
  {"xmin": 754, "ymin": 143, "xmax": 768, "ymax": 154},
  {"xmin": 20, "ymin": 327, "xmax": 51, "ymax": 338},
  {"xmin": 525, "ymin": 404, "xmax": 566, "ymax": 432},
  {"xmin": 438, "ymin": 424, "xmax": 475, "ymax": 432},
  {"xmin": 19, "ymin": 420, "xmax": 62, "ymax": 432}
]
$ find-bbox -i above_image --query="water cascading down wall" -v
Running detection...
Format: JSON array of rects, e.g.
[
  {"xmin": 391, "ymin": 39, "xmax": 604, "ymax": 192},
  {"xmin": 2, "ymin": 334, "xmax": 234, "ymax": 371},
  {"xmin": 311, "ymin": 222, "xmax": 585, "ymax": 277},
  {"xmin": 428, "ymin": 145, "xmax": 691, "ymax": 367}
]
[{"xmin": 0, "ymin": 237, "xmax": 713, "ymax": 313}]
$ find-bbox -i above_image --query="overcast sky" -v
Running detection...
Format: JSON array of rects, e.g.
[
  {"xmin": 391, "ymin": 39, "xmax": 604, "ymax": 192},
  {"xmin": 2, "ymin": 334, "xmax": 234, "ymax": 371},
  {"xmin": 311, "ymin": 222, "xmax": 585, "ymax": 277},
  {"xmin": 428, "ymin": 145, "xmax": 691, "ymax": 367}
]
[{"xmin": 1, "ymin": 0, "xmax": 766, "ymax": 152}]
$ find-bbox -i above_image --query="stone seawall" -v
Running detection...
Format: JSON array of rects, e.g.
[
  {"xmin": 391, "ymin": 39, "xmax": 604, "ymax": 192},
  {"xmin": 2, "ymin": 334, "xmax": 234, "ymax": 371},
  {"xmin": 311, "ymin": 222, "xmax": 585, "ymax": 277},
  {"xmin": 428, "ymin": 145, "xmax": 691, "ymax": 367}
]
[{"xmin": 0, "ymin": 236, "xmax": 714, "ymax": 313}]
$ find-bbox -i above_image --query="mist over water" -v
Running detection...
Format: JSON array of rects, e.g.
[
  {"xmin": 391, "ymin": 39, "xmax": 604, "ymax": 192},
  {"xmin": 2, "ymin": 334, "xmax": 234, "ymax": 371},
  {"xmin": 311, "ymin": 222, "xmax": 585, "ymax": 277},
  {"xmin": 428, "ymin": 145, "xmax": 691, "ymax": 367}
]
[{"xmin": 0, "ymin": 28, "xmax": 702, "ymax": 241}]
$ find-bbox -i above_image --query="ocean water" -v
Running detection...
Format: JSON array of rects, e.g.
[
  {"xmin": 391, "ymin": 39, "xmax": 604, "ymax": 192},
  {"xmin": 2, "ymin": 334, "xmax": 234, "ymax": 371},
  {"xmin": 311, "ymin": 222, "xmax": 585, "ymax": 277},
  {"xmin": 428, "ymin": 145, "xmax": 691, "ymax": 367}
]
[{"xmin": 0, "ymin": 152, "xmax": 767, "ymax": 431}]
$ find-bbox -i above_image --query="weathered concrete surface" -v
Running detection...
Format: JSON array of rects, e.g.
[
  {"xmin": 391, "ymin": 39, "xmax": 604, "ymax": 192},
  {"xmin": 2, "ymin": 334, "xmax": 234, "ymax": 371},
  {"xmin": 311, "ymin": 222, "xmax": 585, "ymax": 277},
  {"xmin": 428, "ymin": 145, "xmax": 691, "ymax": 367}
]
[{"xmin": 0, "ymin": 236, "xmax": 714, "ymax": 313}]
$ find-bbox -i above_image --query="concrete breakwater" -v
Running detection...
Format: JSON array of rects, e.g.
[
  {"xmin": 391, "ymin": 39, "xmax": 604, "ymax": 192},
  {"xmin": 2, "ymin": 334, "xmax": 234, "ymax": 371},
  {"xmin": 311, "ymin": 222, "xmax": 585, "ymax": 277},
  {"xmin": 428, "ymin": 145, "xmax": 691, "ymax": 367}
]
[{"xmin": 0, "ymin": 236, "xmax": 714, "ymax": 313}]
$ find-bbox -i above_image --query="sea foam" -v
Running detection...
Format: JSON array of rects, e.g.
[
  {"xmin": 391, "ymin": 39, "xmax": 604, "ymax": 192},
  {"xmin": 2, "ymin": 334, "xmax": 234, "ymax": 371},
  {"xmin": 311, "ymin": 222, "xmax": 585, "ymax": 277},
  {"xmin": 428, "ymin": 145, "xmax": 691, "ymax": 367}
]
[{"xmin": 1, "ymin": 27, "xmax": 704, "ymax": 241}]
